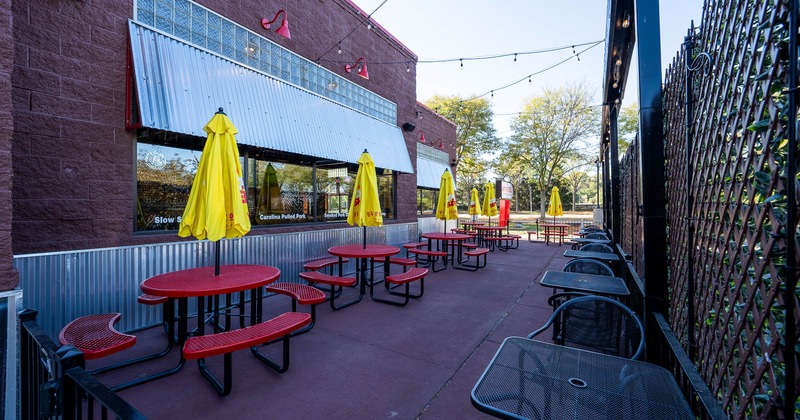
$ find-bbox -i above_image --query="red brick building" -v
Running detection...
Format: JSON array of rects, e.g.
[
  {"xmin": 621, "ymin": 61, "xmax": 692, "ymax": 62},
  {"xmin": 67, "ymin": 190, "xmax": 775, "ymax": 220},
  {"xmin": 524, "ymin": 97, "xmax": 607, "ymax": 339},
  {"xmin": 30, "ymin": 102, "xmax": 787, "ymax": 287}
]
[{"xmin": 1, "ymin": 0, "xmax": 457, "ymax": 290}]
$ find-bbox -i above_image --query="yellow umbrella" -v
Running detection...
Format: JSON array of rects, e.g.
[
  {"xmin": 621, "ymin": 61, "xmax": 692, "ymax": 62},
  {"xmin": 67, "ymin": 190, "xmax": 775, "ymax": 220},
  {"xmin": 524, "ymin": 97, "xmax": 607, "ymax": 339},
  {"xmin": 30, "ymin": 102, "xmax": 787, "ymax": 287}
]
[
  {"xmin": 482, "ymin": 181, "xmax": 498, "ymax": 224},
  {"xmin": 436, "ymin": 169, "xmax": 458, "ymax": 232},
  {"xmin": 347, "ymin": 150, "xmax": 383, "ymax": 247},
  {"xmin": 178, "ymin": 108, "xmax": 251, "ymax": 273},
  {"xmin": 468, "ymin": 187, "xmax": 482, "ymax": 221},
  {"xmin": 546, "ymin": 186, "xmax": 563, "ymax": 223}
]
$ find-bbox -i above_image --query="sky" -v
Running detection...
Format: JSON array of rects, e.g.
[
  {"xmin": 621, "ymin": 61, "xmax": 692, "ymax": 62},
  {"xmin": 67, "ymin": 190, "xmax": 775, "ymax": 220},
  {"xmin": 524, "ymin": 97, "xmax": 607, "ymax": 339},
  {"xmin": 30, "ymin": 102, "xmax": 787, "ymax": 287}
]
[{"xmin": 348, "ymin": 0, "xmax": 704, "ymax": 138}]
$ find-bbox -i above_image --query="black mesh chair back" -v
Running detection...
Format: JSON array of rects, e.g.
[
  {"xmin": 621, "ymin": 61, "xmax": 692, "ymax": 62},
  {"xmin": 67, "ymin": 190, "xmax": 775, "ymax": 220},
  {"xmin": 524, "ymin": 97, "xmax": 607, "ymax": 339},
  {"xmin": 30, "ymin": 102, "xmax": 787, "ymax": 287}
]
[
  {"xmin": 527, "ymin": 296, "xmax": 645, "ymax": 359},
  {"xmin": 584, "ymin": 232, "xmax": 609, "ymax": 240},
  {"xmin": 579, "ymin": 243, "xmax": 614, "ymax": 253},
  {"xmin": 562, "ymin": 258, "xmax": 614, "ymax": 276}
]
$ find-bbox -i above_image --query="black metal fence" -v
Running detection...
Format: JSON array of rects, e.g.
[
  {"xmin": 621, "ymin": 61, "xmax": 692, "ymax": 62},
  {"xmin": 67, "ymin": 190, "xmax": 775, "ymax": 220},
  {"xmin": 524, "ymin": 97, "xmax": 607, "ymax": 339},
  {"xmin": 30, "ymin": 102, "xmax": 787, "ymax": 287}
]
[
  {"xmin": 617, "ymin": 0, "xmax": 800, "ymax": 417},
  {"xmin": 19, "ymin": 309, "xmax": 145, "ymax": 419}
]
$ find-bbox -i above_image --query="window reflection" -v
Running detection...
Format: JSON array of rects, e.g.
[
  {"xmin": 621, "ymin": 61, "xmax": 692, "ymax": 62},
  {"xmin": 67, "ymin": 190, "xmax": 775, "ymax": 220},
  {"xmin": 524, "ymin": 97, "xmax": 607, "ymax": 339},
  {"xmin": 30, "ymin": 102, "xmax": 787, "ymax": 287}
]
[
  {"xmin": 136, "ymin": 142, "xmax": 396, "ymax": 232},
  {"xmin": 417, "ymin": 188, "xmax": 437, "ymax": 216}
]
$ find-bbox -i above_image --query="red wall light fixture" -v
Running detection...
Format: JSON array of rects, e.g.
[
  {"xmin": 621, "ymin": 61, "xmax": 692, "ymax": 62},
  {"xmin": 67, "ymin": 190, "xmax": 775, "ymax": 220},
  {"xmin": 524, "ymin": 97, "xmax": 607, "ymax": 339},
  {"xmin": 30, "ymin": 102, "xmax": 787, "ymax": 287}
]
[
  {"xmin": 345, "ymin": 57, "xmax": 369, "ymax": 80},
  {"xmin": 418, "ymin": 131, "xmax": 426, "ymax": 143},
  {"xmin": 261, "ymin": 10, "xmax": 291, "ymax": 39}
]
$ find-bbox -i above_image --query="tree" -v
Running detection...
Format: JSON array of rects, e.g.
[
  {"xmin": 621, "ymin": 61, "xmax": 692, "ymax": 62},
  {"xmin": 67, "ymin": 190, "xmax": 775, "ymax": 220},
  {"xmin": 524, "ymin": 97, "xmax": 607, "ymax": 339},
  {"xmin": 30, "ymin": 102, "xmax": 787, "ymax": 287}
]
[
  {"xmin": 507, "ymin": 83, "xmax": 600, "ymax": 218},
  {"xmin": 617, "ymin": 102, "xmax": 639, "ymax": 153},
  {"xmin": 451, "ymin": 154, "xmax": 490, "ymax": 206},
  {"xmin": 424, "ymin": 95, "xmax": 498, "ymax": 204},
  {"xmin": 564, "ymin": 168, "xmax": 590, "ymax": 211},
  {"xmin": 494, "ymin": 143, "xmax": 528, "ymax": 211},
  {"xmin": 424, "ymin": 96, "xmax": 498, "ymax": 168}
]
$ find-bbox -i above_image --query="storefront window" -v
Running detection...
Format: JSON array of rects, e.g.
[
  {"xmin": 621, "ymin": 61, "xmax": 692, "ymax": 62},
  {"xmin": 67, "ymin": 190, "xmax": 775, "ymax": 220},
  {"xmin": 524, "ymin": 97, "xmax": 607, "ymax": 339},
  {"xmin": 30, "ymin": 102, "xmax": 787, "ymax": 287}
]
[
  {"xmin": 378, "ymin": 170, "xmax": 395, "ymax": 219},
  {"xmin": 417, "ymin": 188, "xmax": 437, "ymax": 216},
  {"xmin": 135, "ymin": 143, "xmax": 199, "ymax": 231},
  {"xmin": 247, "ymin": 160, "xmax": 313, "ymax": 225},
  {"xmin": 136, "ymin": 142, "xmax": 397, "ymax": 232},
  {"xmin": 317, "ymin": 167, "xmax": 352, "ymax": 222}
]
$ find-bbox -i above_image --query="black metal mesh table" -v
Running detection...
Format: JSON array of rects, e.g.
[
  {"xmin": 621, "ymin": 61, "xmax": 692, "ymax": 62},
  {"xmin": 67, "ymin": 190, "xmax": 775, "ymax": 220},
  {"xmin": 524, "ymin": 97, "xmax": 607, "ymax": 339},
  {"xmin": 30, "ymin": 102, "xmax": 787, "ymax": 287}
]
[
  {"xmin": 471, "ymin": 337, "xmax": 694, "ymax": 419},
  {"xmin": 539, "ymin": 271, "xmax": 630, "ymax": 297}
]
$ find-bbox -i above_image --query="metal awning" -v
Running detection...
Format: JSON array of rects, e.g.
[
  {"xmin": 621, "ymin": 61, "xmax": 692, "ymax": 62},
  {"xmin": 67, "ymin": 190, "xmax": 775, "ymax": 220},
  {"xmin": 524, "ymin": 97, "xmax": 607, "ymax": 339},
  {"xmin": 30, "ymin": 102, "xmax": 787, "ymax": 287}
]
[
  {"xmin": 417, "ymin": 158, "xmax": 450, "ymax": 189},
  {"xmin": 128, "ymin": 21, "xmax": 413, "ymax": 173},
  {"xmin": 416, "ymin": 144, "xmax": 451, "ymax": 189}
]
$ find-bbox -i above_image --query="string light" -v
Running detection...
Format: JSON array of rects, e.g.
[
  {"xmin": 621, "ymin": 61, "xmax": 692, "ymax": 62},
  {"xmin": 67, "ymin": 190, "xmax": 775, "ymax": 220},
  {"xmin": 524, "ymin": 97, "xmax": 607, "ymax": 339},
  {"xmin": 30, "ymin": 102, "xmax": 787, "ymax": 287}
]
[
  {"xmin": 460, "ymin": 59, "xmax": 463, "ymax": 69},
  {"xmin": 315, "ymin": 0, "xmax": 389, "ymax": 61},
  {"xmin": 337, "ymin": 44, "xmax": 342, "ymax": 54},
  {"xmin": 462, "ymin": 40, "xmax": 604, "ymax": 102},
  {"xmin": 406, "ymin": 62, "xmax": 410, "ymax": 73},
  {"xmin": 514, "ymin": 53, "xmax": 517, "ymax": 62}
]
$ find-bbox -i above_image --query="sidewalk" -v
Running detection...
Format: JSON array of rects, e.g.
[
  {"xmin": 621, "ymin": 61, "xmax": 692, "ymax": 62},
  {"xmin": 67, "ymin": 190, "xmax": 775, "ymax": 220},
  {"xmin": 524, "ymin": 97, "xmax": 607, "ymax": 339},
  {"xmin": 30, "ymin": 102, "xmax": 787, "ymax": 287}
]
[{"xmin": 91, "ymin": 239, "xmax": 571, "ymax": 419}]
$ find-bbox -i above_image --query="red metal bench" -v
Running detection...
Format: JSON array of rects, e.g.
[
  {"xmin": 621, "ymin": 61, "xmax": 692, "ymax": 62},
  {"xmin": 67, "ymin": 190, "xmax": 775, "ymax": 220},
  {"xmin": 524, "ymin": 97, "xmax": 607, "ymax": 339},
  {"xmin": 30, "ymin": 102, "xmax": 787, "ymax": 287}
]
[
  {"xmin": 370, "ymin": 267, "xmax": 429, "ymax": 306},
  {"xmin": 183, "ymin": 312, "xmax": 311, "ymax": 396},
  {"xmin": 266, "ymin": 283, "xmax": 326, "ymax": 336},
  {"xmin": 299, "ymin": 271, "xmax": 360, "ymax": 310},
  {"xmin": 138, "ymin": 294, "xmax": 174, "ymax": 345},
  {"xmin": 59, "ymin": 313, "xmax": 136, "ymax": 360},
  {"xmin": 303, "ymin": 256, "xmax": 350, "ymax": 275},
  {"xmin": 407, "ymin": 248, "xmax": 449, "ymax": 272},
  {"xmin": 455, "ymin": 248, "xmax": 489, "ymax": 271},
  {"xmin": 402, "ymin": 241, "xmax": 428, "ymax": 257}
]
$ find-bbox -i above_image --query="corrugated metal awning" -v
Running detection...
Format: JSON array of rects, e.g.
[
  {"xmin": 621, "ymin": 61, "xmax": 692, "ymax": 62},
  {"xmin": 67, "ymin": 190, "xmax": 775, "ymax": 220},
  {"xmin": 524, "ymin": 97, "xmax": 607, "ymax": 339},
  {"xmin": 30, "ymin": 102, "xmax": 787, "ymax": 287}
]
[
  {"xmin": 417, "ymin": 158, "xmax": 450, "ymax": 189},
  {"xmin": 417, "ymin": 144, "xmax": 451, "ymax": 189},
  {"xmin": 128, "ymin": 21, "xmax": 413, "ymax": 173}
]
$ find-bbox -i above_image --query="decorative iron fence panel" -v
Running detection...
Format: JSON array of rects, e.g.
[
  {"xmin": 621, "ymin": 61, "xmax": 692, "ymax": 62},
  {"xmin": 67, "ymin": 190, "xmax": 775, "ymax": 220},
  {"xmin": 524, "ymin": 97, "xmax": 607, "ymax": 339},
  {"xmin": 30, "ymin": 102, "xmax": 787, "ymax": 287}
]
[{"xmin": 617, "ymin": 0, "xmax": 800, "ymax": 417}]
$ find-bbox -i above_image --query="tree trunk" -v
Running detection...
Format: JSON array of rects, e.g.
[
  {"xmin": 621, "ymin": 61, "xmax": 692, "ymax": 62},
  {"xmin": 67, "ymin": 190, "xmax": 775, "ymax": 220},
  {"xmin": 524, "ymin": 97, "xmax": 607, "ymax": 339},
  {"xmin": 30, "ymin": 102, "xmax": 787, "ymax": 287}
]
[{"xmin": 539, "ymin": 190, "xmax": 547, "ymax": 219}]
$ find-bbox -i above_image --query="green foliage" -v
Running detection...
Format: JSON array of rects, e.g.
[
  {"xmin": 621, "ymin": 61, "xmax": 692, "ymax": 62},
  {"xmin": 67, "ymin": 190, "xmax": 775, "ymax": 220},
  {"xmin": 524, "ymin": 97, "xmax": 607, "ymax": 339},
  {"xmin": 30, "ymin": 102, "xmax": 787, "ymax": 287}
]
[
  {"xmin": 424, "ymin": 95, "xmax": 498, "ymax": 203},
  {"xmin": 506, "ymin": 82, "xmax": 600, "ymax": 217}
]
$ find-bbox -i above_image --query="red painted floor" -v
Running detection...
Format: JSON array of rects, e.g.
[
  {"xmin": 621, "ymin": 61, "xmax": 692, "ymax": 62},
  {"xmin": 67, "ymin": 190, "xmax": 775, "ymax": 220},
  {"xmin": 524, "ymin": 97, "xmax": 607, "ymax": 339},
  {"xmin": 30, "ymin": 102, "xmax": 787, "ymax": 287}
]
[{"xmin": 88, "ymin": 238, "xmax": 571, "ymax": 419}]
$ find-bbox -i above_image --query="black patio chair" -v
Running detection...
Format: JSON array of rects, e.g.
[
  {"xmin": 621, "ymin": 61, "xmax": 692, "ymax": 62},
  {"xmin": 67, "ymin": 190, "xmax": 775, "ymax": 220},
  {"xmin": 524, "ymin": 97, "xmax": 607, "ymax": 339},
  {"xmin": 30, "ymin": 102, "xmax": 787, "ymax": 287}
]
[
  {"xmin": 579, "ymin": 243, "xmax": 615, "ymax": 253},
  {"xmin": 584, "ymin": 232, "xmax": 609, "ymax": 240},
  {"xmin": 562, "ymin": 258, "xmax": 614, "ymax": 276},
  {"xmin": 527, "ymin": 295, "xmax": 645, "ymax": 359}
]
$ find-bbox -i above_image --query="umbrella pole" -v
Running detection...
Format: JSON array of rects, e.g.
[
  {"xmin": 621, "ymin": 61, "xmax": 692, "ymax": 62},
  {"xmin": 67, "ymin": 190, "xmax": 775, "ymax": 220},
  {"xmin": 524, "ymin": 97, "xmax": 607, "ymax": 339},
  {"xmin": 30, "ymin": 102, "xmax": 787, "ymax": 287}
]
[
  {"xmin": 363, "ymin": 226, "xmax": 366, "ymax": 249},
  {"xmin": 214, "ymin": 240, "xmax": 220, "ymax": 276}
]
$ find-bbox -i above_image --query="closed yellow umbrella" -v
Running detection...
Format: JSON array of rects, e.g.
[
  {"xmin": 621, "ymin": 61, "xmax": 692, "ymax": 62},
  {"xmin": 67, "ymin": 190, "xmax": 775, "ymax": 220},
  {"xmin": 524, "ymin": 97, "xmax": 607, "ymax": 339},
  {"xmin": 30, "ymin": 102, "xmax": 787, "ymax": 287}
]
[
  {"xmin": 178, "ymin": 108, "xmax": 250, "ymax": 273},
  {"xmin": 436, "ymin": 169, "xmax": 458, "ymax": 232},
  {"xmin": 348, "ymin": 150, "xmax": 383, "ymax": 247},
  {"xmin": 482, "ymin": 181, "xmax": 498, "ymax": 224},
  {"xmin": 547, "ymin": 186, "xmax": 563, "ymax": 223},
  {"xmin": 468, "ymin": 187, "xmax": 482, "ymax": 221}
]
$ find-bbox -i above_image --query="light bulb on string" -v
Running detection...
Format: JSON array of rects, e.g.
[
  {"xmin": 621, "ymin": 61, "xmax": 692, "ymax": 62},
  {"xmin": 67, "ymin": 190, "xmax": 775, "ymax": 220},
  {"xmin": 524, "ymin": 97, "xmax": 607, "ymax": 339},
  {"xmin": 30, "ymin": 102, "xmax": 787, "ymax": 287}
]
[
  {"xmin": 460, "ymin": 59, "xmax": 463, "ymax": 70},
  {"xmin": 406, "ymin": 62, "xmax": 410, "ymax": 73},
  {"xmin": 514, "ymin": 53, "xmax": 517, "ymax": 62},
  {"xmin": 337, "ymin": 44, "xmax": 342, "ymax": 54}
]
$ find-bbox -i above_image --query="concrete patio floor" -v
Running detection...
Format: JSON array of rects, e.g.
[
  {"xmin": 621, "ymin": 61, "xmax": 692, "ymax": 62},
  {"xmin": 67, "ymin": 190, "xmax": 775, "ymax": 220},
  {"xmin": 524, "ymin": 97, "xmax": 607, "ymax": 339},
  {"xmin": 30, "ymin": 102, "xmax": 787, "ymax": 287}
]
[{"xmin": 89, "ymin": 237, "xmax": 571, "ymax": 419}]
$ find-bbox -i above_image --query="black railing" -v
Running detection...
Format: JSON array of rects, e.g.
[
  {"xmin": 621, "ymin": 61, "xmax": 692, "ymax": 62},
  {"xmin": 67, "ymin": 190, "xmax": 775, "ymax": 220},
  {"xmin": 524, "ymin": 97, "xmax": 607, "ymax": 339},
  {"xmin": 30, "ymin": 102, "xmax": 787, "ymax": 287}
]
[{"xmin": 19, "ymin": 309, "xmax": 145, "ymax": 420}]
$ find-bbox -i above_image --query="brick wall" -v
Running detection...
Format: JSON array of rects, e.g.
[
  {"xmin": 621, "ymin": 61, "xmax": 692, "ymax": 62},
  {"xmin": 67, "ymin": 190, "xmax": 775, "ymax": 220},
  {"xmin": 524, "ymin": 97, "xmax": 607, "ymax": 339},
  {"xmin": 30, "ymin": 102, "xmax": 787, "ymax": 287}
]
[
  {"xmin": 10, "ymin": 0, "xmax": 454, "ymax": 255},
  {"xmin": 0, "ymin": 0, "xmax": 17, "ymax": 289}
]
